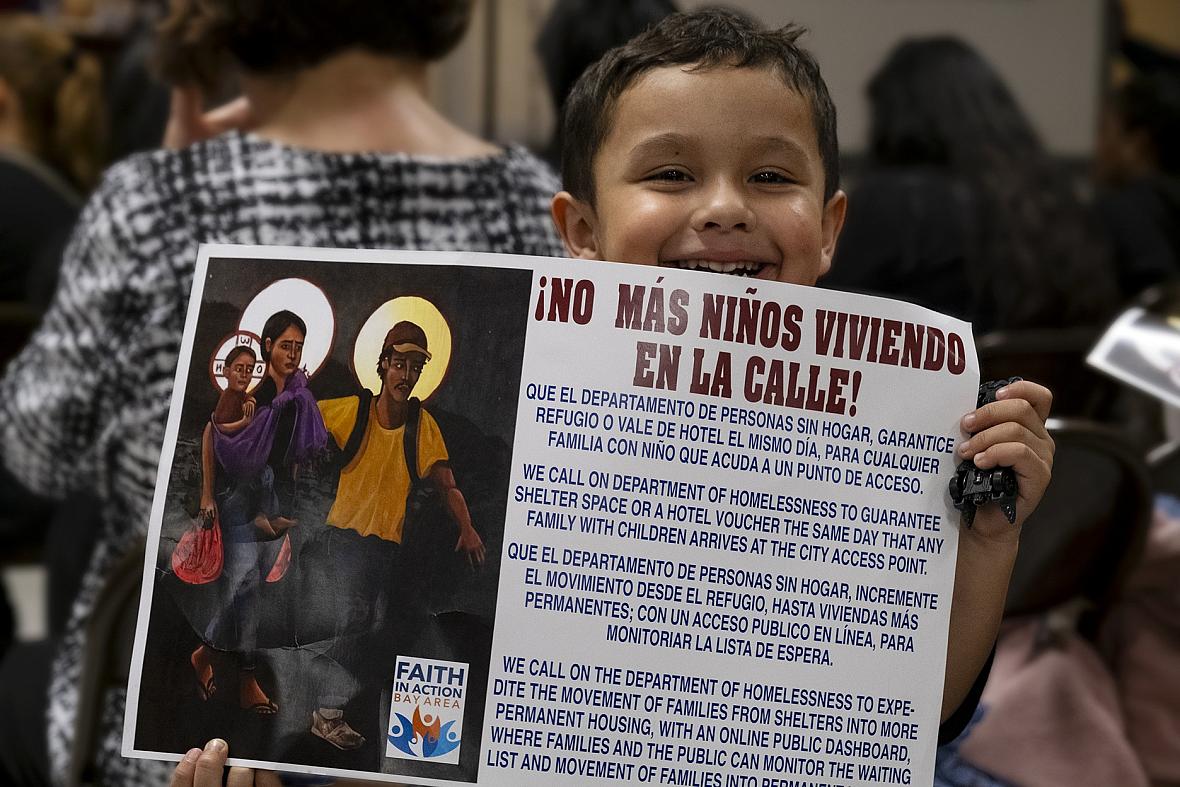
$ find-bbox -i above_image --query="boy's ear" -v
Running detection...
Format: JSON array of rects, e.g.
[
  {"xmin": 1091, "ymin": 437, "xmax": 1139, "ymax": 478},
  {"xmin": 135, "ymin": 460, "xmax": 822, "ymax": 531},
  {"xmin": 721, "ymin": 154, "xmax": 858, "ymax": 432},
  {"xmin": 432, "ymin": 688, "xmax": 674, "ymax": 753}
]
[
  {"xmin": 818, "ymin": 189, "xmax": 848, "ymax": 277},
  {"xmin": 551, "ymin": 191, "xmax": 602, "ymax": 260}
]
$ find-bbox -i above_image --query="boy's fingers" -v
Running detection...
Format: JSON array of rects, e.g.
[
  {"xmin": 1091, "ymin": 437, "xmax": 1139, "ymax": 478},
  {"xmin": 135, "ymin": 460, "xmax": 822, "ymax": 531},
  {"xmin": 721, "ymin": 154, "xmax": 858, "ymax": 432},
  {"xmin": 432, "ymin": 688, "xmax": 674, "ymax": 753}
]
[
  {"xmin": 958, "ymin": 422, "xmax": 1053, "ymax": 465},
  {"xmin": 170, "ymin": 748, "xmax": 202, "ymax": 787},
  {"xmin": 254, "ymin": 772, "xmax": 283, "ymax": 787},
  {"xmin": 994, "ymin": 379, "xmax": 1053, "ymax": 421},
  {"xmin": 193, "ymin": 739, "xmax": 228, "ymax": 786},
  {"xmin": 971, "ymin": 441, "xmax": 1052, "ymax": 497},
  {"xmin": 964, "ymin": 397, "xmax": 1049, "ymax": 440},
  {"xmin": 227, "ymin": 766, "xmax": 257, "ymax": 787}
]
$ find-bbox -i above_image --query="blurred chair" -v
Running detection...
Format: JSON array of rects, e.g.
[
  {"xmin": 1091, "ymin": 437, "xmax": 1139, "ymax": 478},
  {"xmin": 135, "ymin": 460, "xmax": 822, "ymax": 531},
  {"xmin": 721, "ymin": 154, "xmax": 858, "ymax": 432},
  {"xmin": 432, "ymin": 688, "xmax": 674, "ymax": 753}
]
[
  {"xmin": 69, "ymin": 536, "xmax": 142, "ymax": 787},
  {"xmin": 1147, "ymin": 438, "xmax": 1180, "ymax": 496},
  {"xmin": 1003, "ymin": 418, "xmax": 1153, "ymax": 640},
  {"xmin": 977, "ymin": 328, "xmax": 1121, "ymax": 420}
]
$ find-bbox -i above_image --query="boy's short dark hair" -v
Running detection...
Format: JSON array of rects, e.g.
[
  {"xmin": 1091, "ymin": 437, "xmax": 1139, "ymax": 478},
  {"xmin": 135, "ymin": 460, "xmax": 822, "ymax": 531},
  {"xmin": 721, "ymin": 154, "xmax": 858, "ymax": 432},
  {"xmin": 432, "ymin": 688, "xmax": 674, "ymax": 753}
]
[{"xmin": 561, "ymin": 9, "xmax": 839, "ymax": 205}]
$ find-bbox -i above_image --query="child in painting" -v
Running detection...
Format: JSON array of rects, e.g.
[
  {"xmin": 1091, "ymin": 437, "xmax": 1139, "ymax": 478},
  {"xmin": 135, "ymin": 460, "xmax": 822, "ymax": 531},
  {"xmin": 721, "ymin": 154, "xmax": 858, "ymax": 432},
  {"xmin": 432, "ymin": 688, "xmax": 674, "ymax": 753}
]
[
  {"xmin": 211, "ymin": 345, "xmax": 257, "ymax": 436},
  {"xmin": 201, "ymin": 344, "xmax": 293, "ymax": 536}
]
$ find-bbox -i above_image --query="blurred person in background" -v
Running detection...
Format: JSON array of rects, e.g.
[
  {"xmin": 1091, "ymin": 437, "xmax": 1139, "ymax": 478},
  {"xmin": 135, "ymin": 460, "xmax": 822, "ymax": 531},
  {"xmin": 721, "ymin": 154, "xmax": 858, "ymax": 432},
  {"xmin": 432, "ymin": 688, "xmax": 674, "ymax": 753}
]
[
  {"xmin": 535, "ymin": 0, "xmax": 677, "ymax": 167},
  {"xmin": 0, "ymin": 16, "xmax": 103, "ymax": 730},
  {"xmin": 1095, "ymin": 70, "xmax": 1180, "ymax": 299},
  {"xmin": 823, "ymin": 37, "xmax": 1118, "ymax": 333},
  {"xmin": 0, "ymin": 0, "xmax": 564, "ymax": 783},
  {"xmin": 0, "ymin": 12, "xmax": 104, "ymax": 311}
]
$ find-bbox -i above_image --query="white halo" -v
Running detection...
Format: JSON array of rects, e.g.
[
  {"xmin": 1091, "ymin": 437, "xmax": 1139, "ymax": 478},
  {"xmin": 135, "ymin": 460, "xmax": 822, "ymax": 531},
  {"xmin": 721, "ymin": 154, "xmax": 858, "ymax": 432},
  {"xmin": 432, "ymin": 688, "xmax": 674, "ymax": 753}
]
[{"xmin": 238, "ymin": 278, "xmax": 335, "ymax": 378}]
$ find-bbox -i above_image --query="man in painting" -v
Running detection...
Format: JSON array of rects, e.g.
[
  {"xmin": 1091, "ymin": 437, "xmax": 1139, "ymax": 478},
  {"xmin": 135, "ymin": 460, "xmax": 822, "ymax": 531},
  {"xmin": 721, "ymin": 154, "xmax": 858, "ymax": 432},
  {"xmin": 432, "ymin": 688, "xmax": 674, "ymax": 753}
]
[{"xmin": 310, "ymin": 320, "xmax": 484, "ymax": 749}]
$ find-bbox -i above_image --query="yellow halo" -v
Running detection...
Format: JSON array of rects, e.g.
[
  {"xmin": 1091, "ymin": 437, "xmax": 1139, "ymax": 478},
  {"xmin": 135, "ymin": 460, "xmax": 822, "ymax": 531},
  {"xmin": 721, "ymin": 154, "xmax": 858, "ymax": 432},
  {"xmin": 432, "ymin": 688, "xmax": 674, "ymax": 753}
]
[{"xmin": 353, "ymin": 297, "xmax": 452, "ymax": 401}]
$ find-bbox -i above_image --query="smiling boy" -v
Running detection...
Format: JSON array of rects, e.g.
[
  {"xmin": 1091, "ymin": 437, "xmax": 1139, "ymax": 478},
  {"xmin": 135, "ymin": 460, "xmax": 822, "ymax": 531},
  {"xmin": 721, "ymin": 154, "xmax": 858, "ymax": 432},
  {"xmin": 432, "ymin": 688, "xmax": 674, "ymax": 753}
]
[{"xmin": 551, "ymin": 9, "xmax": 1054, "ymax": 741}]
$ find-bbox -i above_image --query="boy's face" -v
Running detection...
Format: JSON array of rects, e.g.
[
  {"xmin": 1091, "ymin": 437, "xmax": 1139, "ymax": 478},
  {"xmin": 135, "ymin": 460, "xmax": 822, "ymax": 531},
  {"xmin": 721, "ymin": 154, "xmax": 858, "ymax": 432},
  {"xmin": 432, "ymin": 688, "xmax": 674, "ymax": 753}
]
[
  {"xmin": 554, "ymin": 64, "xmax": 845, "ymax": 285},
  {"xmin": 224, "ymin": 353, "xmax": 255, "ymax": 393}
]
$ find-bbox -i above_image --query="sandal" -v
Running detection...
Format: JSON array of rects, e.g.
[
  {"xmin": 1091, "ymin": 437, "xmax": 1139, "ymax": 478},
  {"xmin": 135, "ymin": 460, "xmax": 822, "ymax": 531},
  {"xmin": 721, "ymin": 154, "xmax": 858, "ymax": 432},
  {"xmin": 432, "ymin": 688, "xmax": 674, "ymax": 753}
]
[{"xmin": 191, "ymin": 650, "xmax": 216, "ymax": 700}]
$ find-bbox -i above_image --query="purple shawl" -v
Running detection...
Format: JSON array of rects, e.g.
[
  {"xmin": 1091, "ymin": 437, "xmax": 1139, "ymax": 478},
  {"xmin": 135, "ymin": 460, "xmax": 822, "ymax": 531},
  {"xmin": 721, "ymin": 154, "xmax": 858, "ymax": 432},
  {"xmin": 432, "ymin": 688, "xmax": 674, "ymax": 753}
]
[{"xmin": 212, "ymin": 369, "xmax": 327, "ymax": 477}]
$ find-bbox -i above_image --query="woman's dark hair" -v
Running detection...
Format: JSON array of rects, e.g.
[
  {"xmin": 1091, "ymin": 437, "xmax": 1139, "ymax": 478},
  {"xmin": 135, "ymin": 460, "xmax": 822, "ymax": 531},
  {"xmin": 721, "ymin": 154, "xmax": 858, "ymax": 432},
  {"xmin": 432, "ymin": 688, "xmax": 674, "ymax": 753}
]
[
  {"xmin": 157, "ymin": 0, "xmax": 474, "ymax": 90},
  {"xmin": 259, "ymin": 310, "xmax": 306, "ymax": 362},
  {"xmin": 537, "ymin": 0, "xmax": 678, "ymax": 113},
  {"xmin": 537, "ymin": 0, "xmax": 678, "ymax": 164},
  {"xmin": 561, "ymin": 9, "xmax": 839, "ymax": 205},
  {"xmin": 867, "ymin": 37, "xmax": 1116, "ymax": 328},
  {"xmin": 1111, "ymin": 71, "xmax": 1180, "ymax": 176}
]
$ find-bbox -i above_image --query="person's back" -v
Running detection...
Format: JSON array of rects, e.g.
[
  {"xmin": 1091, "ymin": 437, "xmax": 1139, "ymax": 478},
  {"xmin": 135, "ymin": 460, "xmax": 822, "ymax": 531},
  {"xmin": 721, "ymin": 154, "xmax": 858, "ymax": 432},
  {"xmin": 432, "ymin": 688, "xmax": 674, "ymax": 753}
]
[
  {"xmin": 0, "ymin": 1, "xmax": 563, "ymax": 784},
  {"xmin": 1095, "ymin": 70, "xmax": 1180, "ymax": 298}
]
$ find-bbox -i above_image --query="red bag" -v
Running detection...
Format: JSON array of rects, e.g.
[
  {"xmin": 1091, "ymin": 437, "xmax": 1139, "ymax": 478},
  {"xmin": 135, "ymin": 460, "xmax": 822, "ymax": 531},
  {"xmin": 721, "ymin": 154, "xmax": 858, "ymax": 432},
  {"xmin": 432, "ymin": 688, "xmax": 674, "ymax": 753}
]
[{"xmin": 172, "ymin": 511, "xmax": 223, "ymax": 584}]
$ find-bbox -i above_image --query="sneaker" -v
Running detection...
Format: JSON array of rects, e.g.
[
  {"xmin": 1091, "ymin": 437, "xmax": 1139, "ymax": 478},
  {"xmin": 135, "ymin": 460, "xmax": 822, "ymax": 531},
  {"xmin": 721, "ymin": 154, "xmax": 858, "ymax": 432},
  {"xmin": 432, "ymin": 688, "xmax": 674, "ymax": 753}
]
[{"xmin": 311, "ymin": 709, "xmax": 366, "ymax": 751}]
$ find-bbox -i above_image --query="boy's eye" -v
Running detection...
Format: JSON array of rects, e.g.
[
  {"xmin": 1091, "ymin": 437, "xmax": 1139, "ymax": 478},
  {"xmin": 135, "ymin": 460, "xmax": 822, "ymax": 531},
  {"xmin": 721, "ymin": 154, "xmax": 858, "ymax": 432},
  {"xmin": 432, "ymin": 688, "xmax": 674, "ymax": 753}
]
[
  {"xmin": 750, "ymin": 170, "xmax": 792, "ymax": 184},
  {"xmin": 647, "ymin": 168, "xmax": 692, "ymax": 182}
]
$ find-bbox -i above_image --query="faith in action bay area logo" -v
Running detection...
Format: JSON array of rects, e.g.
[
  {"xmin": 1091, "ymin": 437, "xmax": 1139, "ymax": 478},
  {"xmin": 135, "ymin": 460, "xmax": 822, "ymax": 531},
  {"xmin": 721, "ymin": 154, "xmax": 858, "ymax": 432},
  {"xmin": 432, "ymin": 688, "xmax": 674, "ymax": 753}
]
[{"xmin": 386, "ymin": 656, "xmax": 467, "ymax": 764}]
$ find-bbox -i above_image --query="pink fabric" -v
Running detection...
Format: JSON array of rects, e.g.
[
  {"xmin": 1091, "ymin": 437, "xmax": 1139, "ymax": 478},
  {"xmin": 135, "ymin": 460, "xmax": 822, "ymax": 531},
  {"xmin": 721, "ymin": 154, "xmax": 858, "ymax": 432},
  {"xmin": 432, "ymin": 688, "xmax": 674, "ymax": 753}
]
[
  {"xmin": 958, "ymin": 617, "xmax": 1148, "ymax": 787},
  {"xmin": 1101, "ymin": 507, "xmax": 1180, "ymax": 783}
]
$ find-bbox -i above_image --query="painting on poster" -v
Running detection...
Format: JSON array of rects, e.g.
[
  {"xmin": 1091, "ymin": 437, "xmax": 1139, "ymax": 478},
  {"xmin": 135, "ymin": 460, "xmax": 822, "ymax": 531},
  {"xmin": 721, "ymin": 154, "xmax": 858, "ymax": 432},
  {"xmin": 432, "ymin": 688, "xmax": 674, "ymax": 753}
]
[
  {"xmin": 124, "ymin": 245, "xmax": 982, "ymax": 786},
  {"xmin": 127, "ymin": 249, "xmax": 531, "ymax": 783}
]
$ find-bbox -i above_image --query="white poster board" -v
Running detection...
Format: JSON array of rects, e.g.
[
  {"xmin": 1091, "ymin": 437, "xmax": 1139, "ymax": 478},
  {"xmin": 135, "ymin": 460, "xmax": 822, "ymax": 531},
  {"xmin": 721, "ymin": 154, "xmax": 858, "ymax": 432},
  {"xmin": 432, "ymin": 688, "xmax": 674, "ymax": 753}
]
[{"xmin": 124, "ymin": 246, "xmax": 978, "ymax": 786}]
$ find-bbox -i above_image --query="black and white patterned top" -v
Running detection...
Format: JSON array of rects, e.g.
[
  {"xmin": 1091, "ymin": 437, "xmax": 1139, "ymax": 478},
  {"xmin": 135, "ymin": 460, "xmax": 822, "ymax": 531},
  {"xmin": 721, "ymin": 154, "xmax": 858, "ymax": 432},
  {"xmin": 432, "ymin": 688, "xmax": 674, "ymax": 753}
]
[{"xmin": 0, "ymin": 130, "xmax": 565, "ymax": 785}]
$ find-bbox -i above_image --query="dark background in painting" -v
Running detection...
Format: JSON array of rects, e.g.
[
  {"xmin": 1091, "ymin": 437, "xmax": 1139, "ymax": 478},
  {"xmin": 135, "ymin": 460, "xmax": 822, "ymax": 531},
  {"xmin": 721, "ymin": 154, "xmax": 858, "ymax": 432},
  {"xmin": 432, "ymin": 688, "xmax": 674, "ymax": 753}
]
[{"xmin": 134, "ymin": 256, "xmax": 533, "ymax": 781}]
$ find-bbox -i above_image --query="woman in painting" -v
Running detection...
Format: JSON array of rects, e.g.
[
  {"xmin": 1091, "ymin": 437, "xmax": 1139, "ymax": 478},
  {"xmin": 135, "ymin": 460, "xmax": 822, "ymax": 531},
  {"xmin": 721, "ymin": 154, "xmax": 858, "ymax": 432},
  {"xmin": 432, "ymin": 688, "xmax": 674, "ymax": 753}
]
[{"xmin": 189, "ymin": 310, "xmax": 327, "ymax": 714}]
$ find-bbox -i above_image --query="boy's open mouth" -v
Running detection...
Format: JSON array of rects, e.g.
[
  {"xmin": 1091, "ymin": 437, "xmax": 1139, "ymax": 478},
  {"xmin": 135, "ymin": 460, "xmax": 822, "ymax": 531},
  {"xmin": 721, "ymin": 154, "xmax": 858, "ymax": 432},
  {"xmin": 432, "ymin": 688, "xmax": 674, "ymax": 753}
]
[{"xmin": 662, "ymin": 259, "xmax": 769, "ymax": 277}]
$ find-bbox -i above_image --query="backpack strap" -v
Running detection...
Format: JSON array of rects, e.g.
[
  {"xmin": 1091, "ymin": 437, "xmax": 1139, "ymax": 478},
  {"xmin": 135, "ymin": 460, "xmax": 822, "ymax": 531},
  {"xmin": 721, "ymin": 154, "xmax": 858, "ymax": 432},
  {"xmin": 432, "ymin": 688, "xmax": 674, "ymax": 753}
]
[
  {"xmin": 402, "ymin": 398, "xmax": 422, "ymax": 486},
  {"xmin": 337, "ymin": 389, "xmax": 374, "ymax": 469}
]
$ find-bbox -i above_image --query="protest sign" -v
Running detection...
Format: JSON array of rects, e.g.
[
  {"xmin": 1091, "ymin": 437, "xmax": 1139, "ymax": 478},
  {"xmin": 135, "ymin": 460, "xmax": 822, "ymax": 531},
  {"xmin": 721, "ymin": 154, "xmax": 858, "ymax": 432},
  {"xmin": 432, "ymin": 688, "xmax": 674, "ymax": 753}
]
[{"xmin": 124, "ymin": 245, "xmax": 979, "ymax": 786}]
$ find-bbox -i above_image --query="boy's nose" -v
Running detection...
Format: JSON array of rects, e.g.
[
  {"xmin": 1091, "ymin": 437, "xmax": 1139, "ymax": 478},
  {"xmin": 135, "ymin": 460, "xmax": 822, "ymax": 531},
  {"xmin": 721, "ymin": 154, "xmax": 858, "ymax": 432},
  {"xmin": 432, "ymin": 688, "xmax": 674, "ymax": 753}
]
[{"xmin": 692, "ymin": 179, "xmax": 756, "ymax": 232}]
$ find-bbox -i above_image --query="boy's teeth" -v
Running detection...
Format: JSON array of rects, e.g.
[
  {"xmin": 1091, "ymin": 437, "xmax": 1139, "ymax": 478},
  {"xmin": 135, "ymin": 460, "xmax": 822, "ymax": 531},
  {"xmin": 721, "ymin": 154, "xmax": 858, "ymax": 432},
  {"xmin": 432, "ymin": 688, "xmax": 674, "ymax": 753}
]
[{"xmin": 671, "ymin": 259, "xmax": 762, "ymax": 275}]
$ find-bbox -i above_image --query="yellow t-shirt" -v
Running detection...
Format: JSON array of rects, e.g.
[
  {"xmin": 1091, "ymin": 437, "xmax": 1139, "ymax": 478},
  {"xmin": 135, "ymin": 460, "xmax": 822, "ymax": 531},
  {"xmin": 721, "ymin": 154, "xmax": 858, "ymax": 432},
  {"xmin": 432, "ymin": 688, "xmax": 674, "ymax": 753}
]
[{"xmin": 318, "ymin": 396, "xmax": 449, "ymax": 542}]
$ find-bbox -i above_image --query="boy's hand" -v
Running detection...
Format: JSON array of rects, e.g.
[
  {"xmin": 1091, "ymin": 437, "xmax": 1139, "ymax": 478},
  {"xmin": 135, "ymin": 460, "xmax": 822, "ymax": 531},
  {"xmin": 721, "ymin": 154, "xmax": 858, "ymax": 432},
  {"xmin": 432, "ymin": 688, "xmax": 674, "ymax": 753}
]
[
  {"xmin": 955, "ymin": 379, "xmax": 1053, "ymax": 538},
  {"xmin": 171, "ymin": 739, "xmax": 281, "ymax": 787}
]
